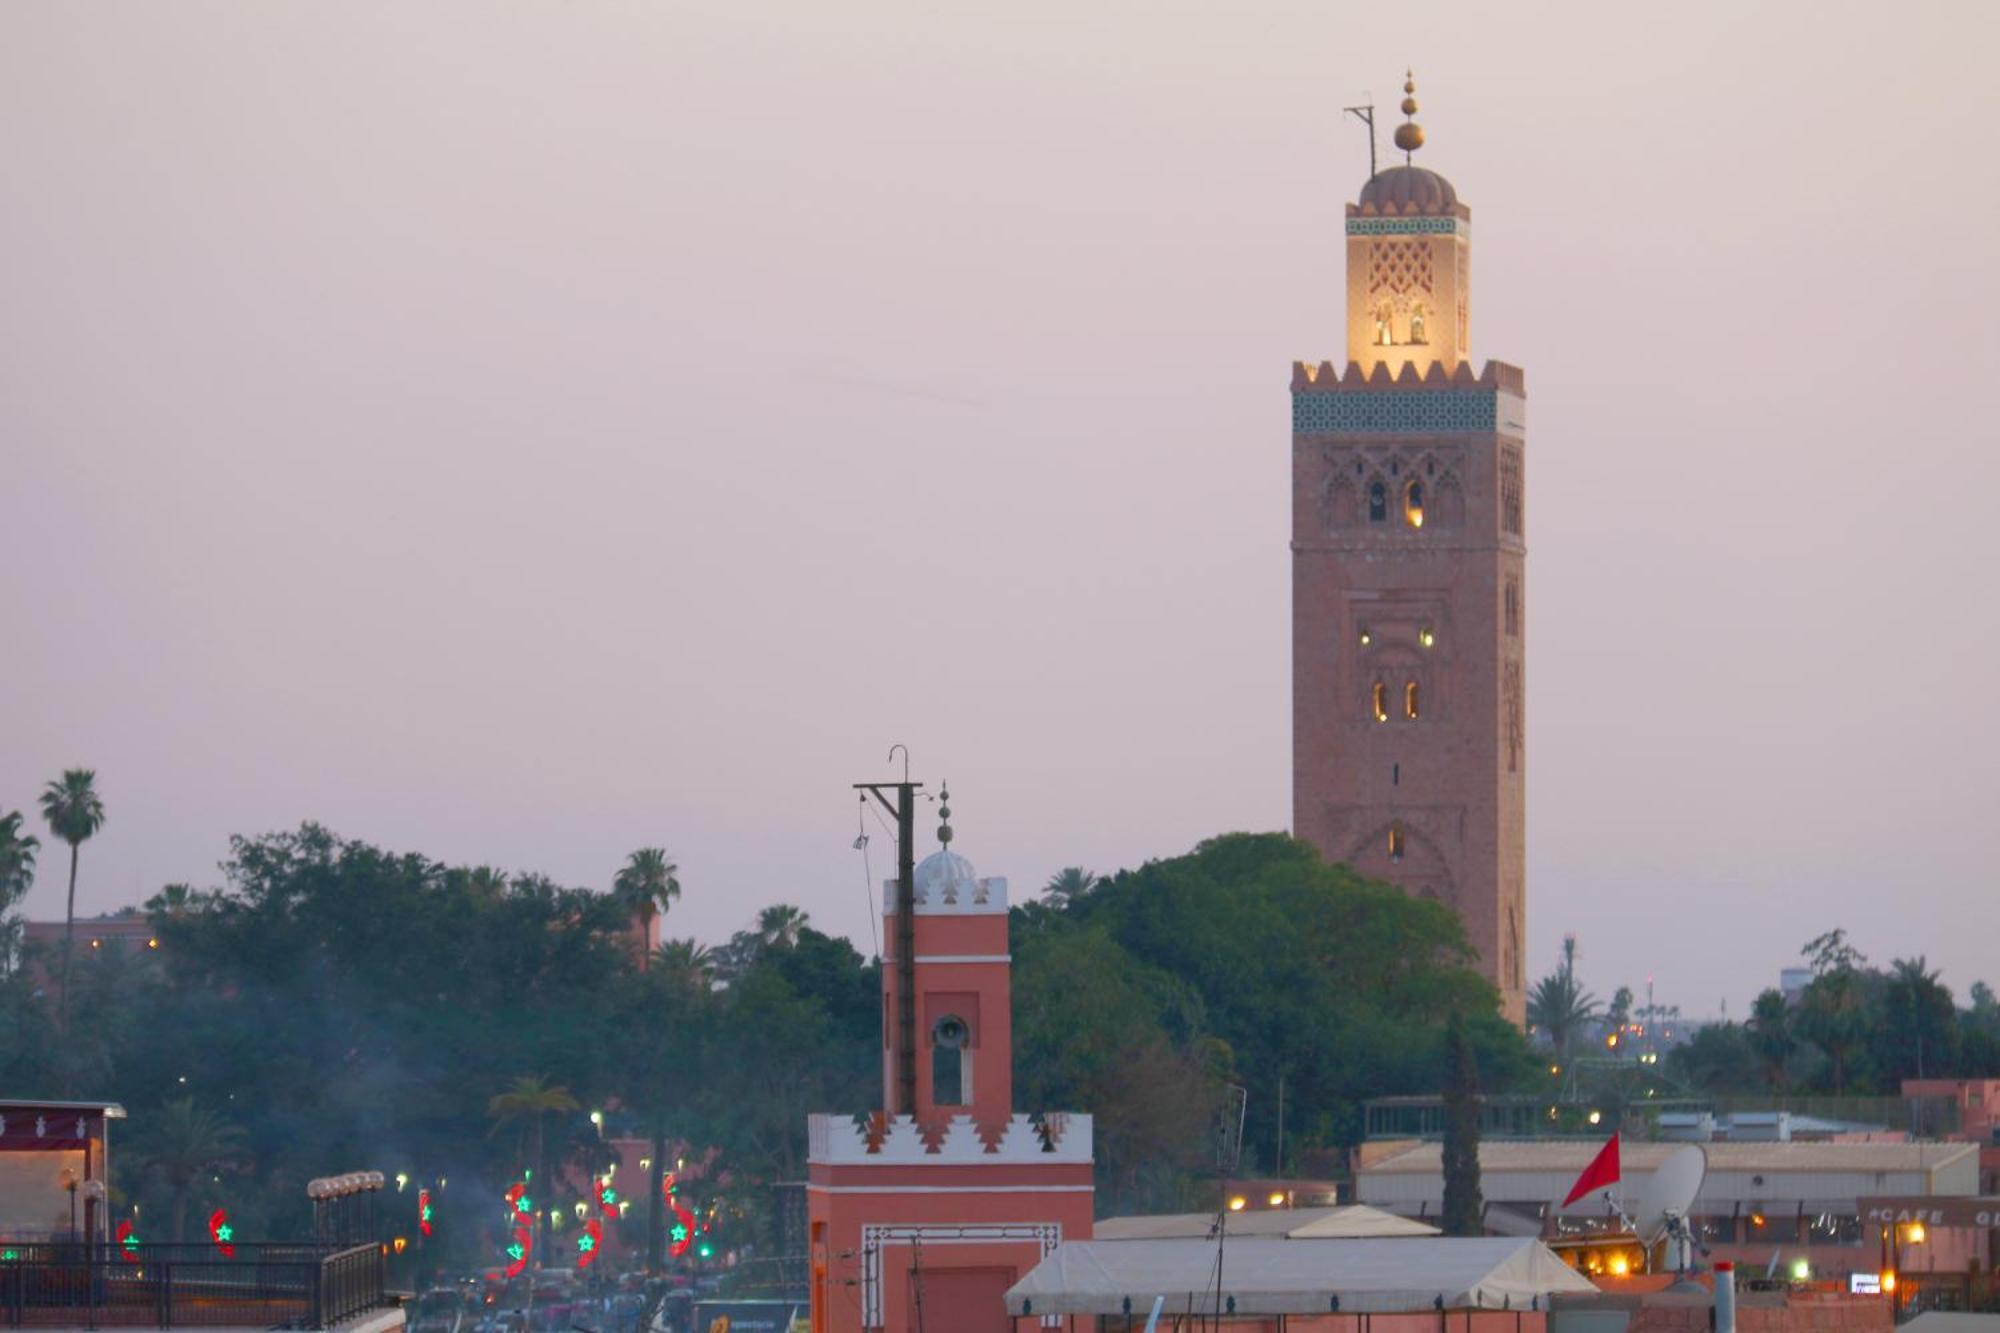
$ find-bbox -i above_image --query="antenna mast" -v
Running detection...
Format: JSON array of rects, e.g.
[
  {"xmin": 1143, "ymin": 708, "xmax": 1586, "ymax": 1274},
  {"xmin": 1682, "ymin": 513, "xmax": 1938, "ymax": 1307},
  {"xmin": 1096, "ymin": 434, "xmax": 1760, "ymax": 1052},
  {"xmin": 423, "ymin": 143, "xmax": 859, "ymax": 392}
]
[
  {"xmin": 857, "ymin": 749, "xmax": 923, "ymax": 1117},
  {"xmin": 1343, "ymin": 101, "xmax": 1378, "ymax": 179}
]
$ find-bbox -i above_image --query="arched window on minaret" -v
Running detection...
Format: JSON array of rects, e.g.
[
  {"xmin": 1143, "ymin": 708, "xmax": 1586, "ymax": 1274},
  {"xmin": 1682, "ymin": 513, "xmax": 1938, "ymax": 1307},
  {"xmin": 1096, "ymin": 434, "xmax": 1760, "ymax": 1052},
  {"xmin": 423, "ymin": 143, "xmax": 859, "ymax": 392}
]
[
  {"xmin": 1404, "ymin": 680, "xmax": 1421, "ymax": 720},
  {"xmin": 1408, "ymin": 304, "xmax": 1429, "ymax": 345},
  {"xmin": 1403, "ymin": 481, "xmax": 1425, "ymax": 529},
  {"xmin": 1388, "ymin": 825, "xmax": 1406, "ymax": 862},
  {"xmin": 1368, "ymin": 481, "xmax": 1388, "ymax": 523},
  {"xmin": 1371, "ymin": 681, "xmax": 1389, "ymax": 723},
  {"xmin": 931, "ymin": 1014, "xmax": 970, "ymax": 1107}
]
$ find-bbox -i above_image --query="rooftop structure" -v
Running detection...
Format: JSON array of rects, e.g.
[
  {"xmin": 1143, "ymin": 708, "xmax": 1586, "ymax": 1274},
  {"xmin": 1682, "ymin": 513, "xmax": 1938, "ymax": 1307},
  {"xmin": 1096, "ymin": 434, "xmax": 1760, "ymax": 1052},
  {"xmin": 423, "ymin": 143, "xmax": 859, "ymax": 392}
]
[{"xmin": 806, "ymin": 781, "xmax": 1092, "ymax": 1333}]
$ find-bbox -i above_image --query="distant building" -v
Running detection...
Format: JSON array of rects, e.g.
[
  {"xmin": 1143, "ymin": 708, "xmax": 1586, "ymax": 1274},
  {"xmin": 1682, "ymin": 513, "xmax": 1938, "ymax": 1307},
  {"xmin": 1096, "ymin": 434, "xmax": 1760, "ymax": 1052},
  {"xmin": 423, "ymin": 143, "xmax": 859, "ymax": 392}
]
[
  {"xmin": 1290, "ymin": 80, "xmax": 1528, "ymax": 1021},
  {"xmin": 1356, "ymin": 1138, "xmax": 1986, "ymax": 1296}
]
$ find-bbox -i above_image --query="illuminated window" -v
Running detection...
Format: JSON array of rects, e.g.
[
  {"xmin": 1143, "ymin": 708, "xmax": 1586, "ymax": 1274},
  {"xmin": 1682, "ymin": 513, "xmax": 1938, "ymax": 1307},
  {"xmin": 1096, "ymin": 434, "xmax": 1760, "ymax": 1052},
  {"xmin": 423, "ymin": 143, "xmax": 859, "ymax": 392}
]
[
  {"xmin": 1368, "ymin": 482, "xmax": 1387, "ymax": 523},
  {"xmin": 1371, "ymin": 682, "xmax": 1388, "ymax": 723},
  {"xmin": 1404, "ymin": 481, "xmax": 1425, "ymax": 529},
  {"xmin": 1388, "ymin": 826, "xmax": 1405, "ymax": 861},
  {"xmin": 1358, "ymin": 627, "xmax": 1372, "ymax": 647},
  {"xmin": 1419, "ymin": 627, "xmax": 1436, "ymax": 649},
  {"xmin": 1404, "ymin": 680, "xmax": 1420, "ymax": 720}
]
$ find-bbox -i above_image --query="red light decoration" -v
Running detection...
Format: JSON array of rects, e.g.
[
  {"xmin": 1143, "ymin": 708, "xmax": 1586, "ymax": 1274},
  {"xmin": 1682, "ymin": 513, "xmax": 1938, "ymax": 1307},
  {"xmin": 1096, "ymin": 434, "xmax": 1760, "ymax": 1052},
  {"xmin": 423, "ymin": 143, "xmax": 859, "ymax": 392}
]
[
  {"xmin": 503, "ymin": 1223, "xmax": 533, "ymax": 1279},
  {"xmin": 575, "ymin": 1217, "xmax": 603, "ymax": 1268},
  {"xmin": 418, "ymin": 1188, "xmax": 433, "ymax": 1238},
  {"xmin": 595, "ymin": 1177, "xmax": 619, "ymax": 1219},
  {"xmin": 207, "ymin": 1208, "xmax": 236, "ymax": 1259},
  {"xmin": 667, "ymin": 1199, "xmax": 697, "ymax": 1259},
  {"xmin": 114, "ymin": 1219, "xmax": 141, "ymax": 1263}
]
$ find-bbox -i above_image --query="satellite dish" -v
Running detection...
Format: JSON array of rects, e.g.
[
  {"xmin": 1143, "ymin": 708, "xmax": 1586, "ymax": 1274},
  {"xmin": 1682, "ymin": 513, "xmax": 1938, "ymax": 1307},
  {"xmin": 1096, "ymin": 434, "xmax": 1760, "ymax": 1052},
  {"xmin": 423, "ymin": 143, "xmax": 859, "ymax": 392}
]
[{"xmin": 1631, "ymin": 1145, "xmax": 1707, "ymax": 1277}]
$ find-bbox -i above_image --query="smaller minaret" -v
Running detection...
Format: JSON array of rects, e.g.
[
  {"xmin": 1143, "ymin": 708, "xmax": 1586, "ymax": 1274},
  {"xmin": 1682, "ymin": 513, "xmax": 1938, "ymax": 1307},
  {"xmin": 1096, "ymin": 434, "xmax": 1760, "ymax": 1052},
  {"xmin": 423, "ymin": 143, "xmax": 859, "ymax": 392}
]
[{"xmin": 877, "ymin": 783, "xmax": 1014, "ymax": 1133}]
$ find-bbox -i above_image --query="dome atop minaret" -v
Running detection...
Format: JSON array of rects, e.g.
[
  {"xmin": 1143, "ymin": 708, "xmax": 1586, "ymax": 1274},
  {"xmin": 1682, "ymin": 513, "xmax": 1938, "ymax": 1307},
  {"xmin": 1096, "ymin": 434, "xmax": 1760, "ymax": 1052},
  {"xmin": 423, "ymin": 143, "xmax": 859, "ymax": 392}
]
[
  {"xmin": 1356, "ymin": 71, "xmax": 1458, "ymax": 216},
  {"xmin": 1357, "ymin": 165, "xmax": 1458, "ymax": 214},
  {"xmin": 891, "ymin": 780, "xmax": 1008, "ymax": 911}
]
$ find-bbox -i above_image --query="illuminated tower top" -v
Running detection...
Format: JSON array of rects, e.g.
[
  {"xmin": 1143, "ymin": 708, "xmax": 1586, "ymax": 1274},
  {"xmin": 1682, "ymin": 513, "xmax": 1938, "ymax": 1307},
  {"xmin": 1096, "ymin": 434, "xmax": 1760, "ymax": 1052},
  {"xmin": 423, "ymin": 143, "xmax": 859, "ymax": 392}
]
[{"xmin": 1345, "ymin": 74, "xmax": 1472, "ymax": 377}]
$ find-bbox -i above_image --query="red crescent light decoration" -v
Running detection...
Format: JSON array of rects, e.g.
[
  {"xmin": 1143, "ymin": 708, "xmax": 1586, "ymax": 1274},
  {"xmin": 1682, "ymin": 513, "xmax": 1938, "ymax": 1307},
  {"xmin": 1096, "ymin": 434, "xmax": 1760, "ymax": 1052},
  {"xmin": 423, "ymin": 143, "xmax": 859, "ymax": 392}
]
[
  {"xmin": 595, "ymin": 1176, "xmax": 619, "ymax": 1220},
  {"xmin": 418, "ymin": 1188, "xmax": 433, "ymax": 1238},
  {"xmin": 207, "ymin": 1209, "xmax": 236, "ymax": 1259},
  {"xmin": 667, "ymin": 1200, "xmax": 697, "ymax": 1259},
  {"xmin": 503, "ymin": 1223, "xmax": 533, "ymax": 1279},
  {"xmin": 115, "ymin": 1219, "xmax": 141, "ymax": 1263},
  {"xmin": 575, "ymin": 1217, "xmax": 604, "ymax": 1268}
]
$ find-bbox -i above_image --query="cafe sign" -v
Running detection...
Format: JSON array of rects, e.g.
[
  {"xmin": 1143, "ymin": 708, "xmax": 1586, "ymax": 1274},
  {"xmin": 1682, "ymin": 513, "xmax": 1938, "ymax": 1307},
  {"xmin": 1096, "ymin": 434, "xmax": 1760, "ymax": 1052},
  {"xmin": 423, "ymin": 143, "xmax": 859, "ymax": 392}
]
[{"xmin": 1859, "ymin": 1197, "xmax": 2000, "ymax": 1229}]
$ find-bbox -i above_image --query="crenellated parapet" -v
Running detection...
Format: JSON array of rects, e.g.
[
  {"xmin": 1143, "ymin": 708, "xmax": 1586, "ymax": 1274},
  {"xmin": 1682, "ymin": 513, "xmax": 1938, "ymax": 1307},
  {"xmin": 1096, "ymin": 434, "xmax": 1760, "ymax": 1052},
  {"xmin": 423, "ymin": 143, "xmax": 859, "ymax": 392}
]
[
  {"xmin": 1291, "ymin": 358, "xmax": 1523, "ymax": 394},
  {"xmin": 807, "ymin": 1112, "xmax": 1093, "ymax": 1166},
  {"xmin": 1290, "ymin": 359, "xmax": 1525, "ymax": 435}
]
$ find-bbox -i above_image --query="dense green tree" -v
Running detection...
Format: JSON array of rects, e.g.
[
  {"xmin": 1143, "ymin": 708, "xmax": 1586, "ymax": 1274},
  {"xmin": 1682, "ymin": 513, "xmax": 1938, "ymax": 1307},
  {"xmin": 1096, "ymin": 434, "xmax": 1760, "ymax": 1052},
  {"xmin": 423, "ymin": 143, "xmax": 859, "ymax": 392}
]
[
  {"xmin": 1797, "ymin": 929, "xmax": 1871, "ymax": 1093},
  {"xmin": 1667, "ymin": 1019, "xmax": 1759, "ymax": 1092},
  {"xmin": 39, "ymin": 768, "xmax": 105, "ymax": 1042},
  {"xmin": 1874, "ymin": 957, "xmax": 1957, "ymax": 1082},
  {"xmin": 1012, "ymin": 924, "xmax": 1221, "ymax": 1212},
  {"xmin": 1023, "ymin": 833, "xmax": 1529, "ymax": 1180},
  {"xmin": 1747, "ymin": 989, "xmax": 1796, "ymax": 1090}
]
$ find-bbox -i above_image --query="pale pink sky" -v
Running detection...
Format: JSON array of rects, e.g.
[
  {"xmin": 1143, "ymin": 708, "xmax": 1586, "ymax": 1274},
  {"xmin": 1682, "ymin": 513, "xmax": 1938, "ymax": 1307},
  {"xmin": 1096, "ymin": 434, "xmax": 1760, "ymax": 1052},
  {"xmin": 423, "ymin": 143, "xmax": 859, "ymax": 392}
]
[{"xmin": 3, "ymin": 2, "xmax": 1996, "ymax": 1018}]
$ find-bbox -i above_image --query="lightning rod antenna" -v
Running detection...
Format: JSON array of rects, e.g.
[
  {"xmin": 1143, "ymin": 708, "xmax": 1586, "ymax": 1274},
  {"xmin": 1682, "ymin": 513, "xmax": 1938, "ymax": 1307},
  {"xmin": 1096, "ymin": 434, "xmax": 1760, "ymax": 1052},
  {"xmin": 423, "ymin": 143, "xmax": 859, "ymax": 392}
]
[{"xmin": 1343, "ymin": 100, "xmax": 1377, "ymax": 179}]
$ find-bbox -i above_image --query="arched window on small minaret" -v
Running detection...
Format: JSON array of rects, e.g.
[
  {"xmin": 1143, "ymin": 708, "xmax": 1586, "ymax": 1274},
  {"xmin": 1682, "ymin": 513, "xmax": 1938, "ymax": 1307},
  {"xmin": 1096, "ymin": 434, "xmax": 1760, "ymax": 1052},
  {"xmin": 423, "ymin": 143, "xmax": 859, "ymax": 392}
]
[
  {"xmin": 932, "ymin": 1014, "xmax": 971, "ymax": 1107},
  {"xmin": 1404, "ymin": 481, "xmax": 1425, "ymax": 529},
  {"xmin": 1368, "ymin": 481, "xmax": 1388, "ymax": 523}
]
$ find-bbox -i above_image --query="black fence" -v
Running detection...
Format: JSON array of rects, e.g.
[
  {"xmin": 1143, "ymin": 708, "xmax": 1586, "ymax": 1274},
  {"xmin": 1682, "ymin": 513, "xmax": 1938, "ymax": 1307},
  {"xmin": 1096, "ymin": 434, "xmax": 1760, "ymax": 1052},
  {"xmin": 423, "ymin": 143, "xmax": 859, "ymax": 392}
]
[{"xmin": 0, "ymin": 1242, "xmax": 386, "ymax": 1329}]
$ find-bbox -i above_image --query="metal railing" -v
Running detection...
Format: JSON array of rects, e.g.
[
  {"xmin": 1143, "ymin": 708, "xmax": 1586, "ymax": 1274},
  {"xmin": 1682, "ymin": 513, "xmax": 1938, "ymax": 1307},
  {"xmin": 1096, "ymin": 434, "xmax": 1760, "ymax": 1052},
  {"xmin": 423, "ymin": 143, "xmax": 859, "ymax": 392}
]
[{"xmin": 0, "ymin": 1241, "xmax": 386, "ymax": 1329}]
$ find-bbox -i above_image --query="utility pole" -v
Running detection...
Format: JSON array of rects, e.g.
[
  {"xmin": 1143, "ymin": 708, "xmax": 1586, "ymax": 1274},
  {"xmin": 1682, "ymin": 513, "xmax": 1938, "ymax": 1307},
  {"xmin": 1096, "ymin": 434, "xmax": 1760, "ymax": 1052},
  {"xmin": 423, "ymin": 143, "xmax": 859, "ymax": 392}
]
[{"xmin": 857, "ymin": 749, "xmax": 922, "ymax": 1117}]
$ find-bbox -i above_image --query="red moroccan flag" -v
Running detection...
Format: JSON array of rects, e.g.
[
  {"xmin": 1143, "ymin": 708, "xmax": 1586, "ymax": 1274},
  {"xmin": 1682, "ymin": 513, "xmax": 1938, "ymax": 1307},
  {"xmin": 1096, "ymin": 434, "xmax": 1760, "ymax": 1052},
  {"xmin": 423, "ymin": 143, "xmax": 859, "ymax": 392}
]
[{"xmin": 1562, "ymin": 1132, "xmax": 1621, "ymax": 1206}]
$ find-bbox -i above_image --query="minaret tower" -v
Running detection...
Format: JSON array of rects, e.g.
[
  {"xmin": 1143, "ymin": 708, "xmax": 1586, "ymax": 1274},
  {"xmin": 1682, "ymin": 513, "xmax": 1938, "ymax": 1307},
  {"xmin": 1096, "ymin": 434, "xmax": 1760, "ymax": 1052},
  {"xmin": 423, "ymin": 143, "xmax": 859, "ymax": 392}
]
[{"xmin": 1291, "ymin": 76, "xmax": 1528, "ymax": 1022}]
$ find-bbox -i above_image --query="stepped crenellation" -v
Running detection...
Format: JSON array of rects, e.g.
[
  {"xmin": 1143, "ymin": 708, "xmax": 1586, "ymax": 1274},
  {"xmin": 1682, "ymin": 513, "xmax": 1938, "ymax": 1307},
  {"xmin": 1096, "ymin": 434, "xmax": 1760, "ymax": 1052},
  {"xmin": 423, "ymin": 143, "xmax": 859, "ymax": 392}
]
[
  {"xmin": 1291, "ymin": 358, "xmax": 1525, "ymax": 395},
  {"xmin": 807, "ymin": 1111, "xmax": 1094, "ymax": 1166}
]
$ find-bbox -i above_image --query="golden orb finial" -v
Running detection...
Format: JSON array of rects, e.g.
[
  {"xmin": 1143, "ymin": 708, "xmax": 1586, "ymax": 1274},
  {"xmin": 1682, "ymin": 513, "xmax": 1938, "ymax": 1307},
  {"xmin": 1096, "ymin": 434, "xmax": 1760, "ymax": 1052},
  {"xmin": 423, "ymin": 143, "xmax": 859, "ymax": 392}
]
[{"xmin": 1395, "ymin": 69, "xmax": 1424, "ymax": 160}]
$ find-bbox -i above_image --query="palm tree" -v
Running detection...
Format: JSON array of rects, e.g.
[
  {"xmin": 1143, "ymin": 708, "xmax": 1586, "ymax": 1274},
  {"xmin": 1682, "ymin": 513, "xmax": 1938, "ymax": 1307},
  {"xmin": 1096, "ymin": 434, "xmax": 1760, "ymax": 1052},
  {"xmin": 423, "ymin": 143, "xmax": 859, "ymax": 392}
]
[
  {"xmin": 613, "ymin": 849, "xmax": 681, "ymax": 970},
  {"xmin": 757, "ymin": 904, "xmax": 808, "ymax": 949},
  {"xmin": 652, "ymin": 938, "xmax": 714, "ymax": 991},
  {"xmin": 39, "ymin": 769, "xmax": 105, "ymax": 1039},
  {"xmin": 1043, "ymin": 867, "xmax": 1098, "ymax": 903},
  {"xmin": 488, "ymin": 1075, "xmax": 580, "ymax": 1260},
  {"xmin": 135, "ymin": 1097, "xmax": 246, "ymax": 1242},
  {"xmin": 0, "ymin": 810, "xmax": 38, "ymax": 914},
  {"xmin": 1748, "ymin": 988, "xmax": 1795, "ymax": 1090},
  {"xmin": 1526, "ymin": 934, "xmax": 1599, "ymax": 1062},
  {"xmin": 1886, "ymin": 956, "xmax": 1955, "ymax": 1080}
]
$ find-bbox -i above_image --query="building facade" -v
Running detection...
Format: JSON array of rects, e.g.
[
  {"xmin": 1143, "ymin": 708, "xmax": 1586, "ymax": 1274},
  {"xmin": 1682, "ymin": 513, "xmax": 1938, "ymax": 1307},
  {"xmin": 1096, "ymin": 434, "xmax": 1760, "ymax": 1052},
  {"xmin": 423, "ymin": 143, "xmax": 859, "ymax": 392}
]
[
  {"xmin": 1291, "ymin": 87, "xmax": 1528, "ymax": 1021},
  {"xmin": 807, "ymin": 829, "xmax": 1093, "ymax": 1333}
]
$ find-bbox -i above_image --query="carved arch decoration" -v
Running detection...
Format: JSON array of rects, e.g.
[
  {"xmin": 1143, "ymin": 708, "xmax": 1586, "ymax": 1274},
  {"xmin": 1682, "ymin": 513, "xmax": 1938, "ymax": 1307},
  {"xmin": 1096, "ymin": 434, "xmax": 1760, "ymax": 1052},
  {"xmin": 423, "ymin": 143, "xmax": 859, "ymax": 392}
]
[
  {"xmin": 1344, "ymin": 817, "xmax": 1456, "ymax": 908},
  {"xmin": 1319, "ymin": 444, "xmax": 1466, "ymax": 532}
]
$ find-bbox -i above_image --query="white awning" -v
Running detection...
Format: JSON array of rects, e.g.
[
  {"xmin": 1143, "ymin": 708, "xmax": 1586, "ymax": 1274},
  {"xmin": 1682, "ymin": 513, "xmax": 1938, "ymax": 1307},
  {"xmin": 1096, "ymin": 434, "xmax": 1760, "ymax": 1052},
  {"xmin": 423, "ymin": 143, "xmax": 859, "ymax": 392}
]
[
  {"xmin": 1094, "ymin": 1206, "xmax": 1439, "ymax": 1242},
  {"xmin": 1005, "ymin": 1236, "xmax": 1599, "ymax": 1317}
]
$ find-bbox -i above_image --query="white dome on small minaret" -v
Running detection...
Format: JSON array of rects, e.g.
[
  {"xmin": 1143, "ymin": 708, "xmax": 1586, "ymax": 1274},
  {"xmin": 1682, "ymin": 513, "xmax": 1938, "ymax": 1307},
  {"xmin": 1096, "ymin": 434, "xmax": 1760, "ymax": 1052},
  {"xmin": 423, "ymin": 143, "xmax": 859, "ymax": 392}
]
[{"xmin": 886, "ymin": 781, "xmax": 1009, "ymax": 913}]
